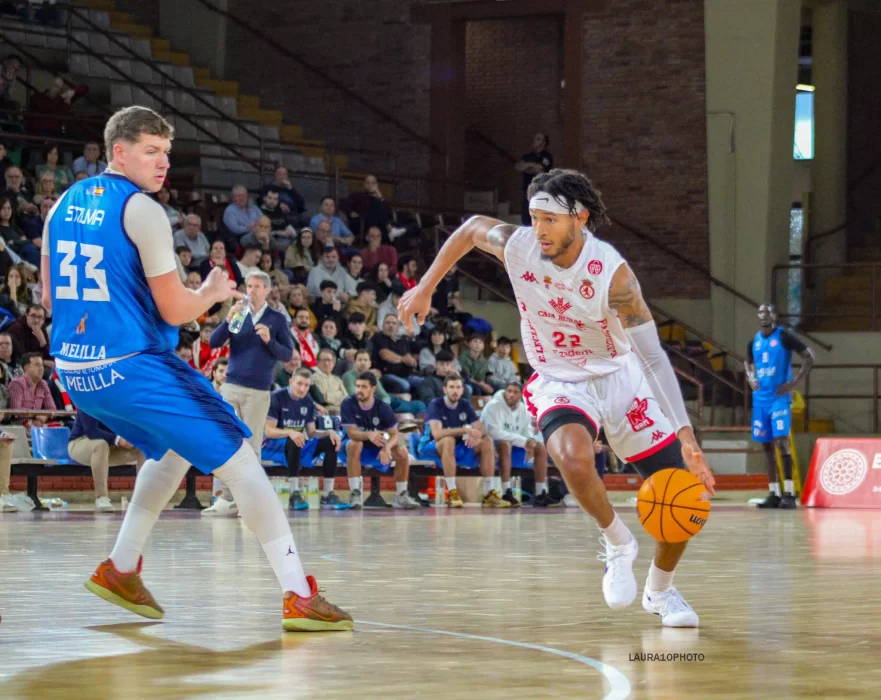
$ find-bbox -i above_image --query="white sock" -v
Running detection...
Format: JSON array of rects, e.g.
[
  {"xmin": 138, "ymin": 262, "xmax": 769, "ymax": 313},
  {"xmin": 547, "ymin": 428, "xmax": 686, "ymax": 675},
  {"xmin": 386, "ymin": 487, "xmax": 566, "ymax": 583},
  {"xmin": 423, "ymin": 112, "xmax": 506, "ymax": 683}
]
[
  {"xmin": 647, "ymin": 559, "xmax": 675, "ymax": 593},
  {"xmin": 535, "ymin": 481, "xmax": 548, "ymax": 495},
  {"xmin": 396, "ymin": 481, "xmax": 408, "ymax": 495},
  {"xmin": 348, "ymin": 477, "xmax": 362, "ymax": 493},
  {"xmin": 323, "ymin": 479, "xmax": 335, "ymax": 497},
  {"xmin": 599, "ymin": 513, "xmax": 633, "ymax": 547},
  {"xmin": 483, "ymin": 477, "xmax": 494, "ymax": 495},
  {"xmin": 784, "ymin": 479, "xmax": 794, "ymax": 495},
  {"xmin": 289, "ymin": 477, "xmax": 299, "ymax": 492},
  {"xmin": 502, "ymin": 480, "xmax": 511, "ymax": 493},
  {"xmin": 214, "ymin": 443, "xmax": 310, "ymax": 596},
  {"xmin": 109, "ymin": 451, "xmax": 191, "ymax": 572},
  {"xmin": 770, "ymin": 482, "xmax": 781, "ymax": 497},
  {"xmin": 446, "ymin": 476, "xmax": 457, "ymax": 491},
  {"xmin": 212, "ymin": 476, "xmax": 223, "ymax": 497}
]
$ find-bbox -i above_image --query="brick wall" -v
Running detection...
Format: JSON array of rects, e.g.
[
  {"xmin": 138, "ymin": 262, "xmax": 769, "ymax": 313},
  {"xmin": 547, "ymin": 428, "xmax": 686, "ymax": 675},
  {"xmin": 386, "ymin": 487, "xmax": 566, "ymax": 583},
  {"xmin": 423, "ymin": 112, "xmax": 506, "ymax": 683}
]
[
  {"xmin": 464, "ymin": 16, "xmax": 564, "ymax": 212},
  {"xmin": 580, "ymin": 0, "xmax": 710, "ymax": 299},
  {"xmin": 224, "ymin": 0, "xmax": 432, "ymax": 183}
]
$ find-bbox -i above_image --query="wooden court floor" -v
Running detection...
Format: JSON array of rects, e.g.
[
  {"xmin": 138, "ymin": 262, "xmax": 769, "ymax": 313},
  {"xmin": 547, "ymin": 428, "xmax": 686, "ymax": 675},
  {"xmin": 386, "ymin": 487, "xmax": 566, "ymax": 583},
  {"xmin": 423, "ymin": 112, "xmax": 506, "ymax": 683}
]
[{"xmin": 1, "ymin": 505, "xmax": 880, "ymax": 699}]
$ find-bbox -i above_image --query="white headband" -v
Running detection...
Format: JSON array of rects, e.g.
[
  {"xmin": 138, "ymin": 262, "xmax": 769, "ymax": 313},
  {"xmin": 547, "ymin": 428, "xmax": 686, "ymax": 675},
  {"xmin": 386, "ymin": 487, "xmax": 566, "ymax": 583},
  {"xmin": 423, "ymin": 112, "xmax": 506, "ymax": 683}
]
[{"xmin": 529, "ymin": 193, "xmax": 586, "ymax": 216}]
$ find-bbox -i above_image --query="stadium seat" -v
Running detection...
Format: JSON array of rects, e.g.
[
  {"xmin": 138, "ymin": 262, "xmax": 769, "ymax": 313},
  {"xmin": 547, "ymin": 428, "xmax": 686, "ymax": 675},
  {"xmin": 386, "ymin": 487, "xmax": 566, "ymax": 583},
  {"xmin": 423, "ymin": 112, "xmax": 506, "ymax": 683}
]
[{"xmin": 30, "ymin": 427, "xmax": 78, "ymax": 465}]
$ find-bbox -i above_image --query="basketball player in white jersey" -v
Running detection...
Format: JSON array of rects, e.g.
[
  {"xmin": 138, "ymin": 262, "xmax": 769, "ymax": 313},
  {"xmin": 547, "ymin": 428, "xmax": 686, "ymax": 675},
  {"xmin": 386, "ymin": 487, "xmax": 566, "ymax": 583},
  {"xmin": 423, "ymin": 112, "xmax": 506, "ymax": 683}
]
[{"xmin": 399, "ymin": 169, "xmax": 715, "ymax": 627}]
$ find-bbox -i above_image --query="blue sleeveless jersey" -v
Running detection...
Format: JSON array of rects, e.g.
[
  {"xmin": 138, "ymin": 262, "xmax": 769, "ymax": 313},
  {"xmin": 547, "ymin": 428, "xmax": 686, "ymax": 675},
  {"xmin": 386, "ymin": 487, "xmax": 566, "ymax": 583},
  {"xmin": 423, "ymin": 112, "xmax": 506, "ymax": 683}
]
[
  {"xmin": 48, "ymin": 173, "xmax": 178, "ymax": 361},
  {"xmin": 751, "ymin": 327, "xmax": 792, "ymax": 405}
]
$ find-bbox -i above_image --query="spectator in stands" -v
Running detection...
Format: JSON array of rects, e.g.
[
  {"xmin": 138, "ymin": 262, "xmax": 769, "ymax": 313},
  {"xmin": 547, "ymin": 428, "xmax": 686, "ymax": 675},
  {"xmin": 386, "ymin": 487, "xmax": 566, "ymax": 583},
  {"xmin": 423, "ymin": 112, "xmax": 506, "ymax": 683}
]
[
  {"xmin": 261, "ymin": 253, "xmax": 289, "ymax": 292},
  {"xmin": 397, "ymin": 255, "xmax": 418, "ymax": 291},
  {"xmin": 307, "ymin": 246, "xmax": 357, "ymax": 301},
  {"xmin": 0, "ymin": 142, "xmax": 11, "ymax": 184},
  {"xmin": 35, "ymin": 144, "xmax": 73, "ymax": 192},
  {"xmin": 371, "ymin": 261, "xmax": 393, "ymax": 303},
  {"xmin": 291, "ymin": 307, "xmax": 320, "ymax": 368},
  {"xmin": 0, "ymin": 332, "xmax": 22, "ymax": 383},
  {"xmin": 488, "ymin": 337, "xmax": 518, "ymax": 390},
  {"xmin": 341, "ymin": 174, "xmax": 408, "ymax": 242},
  {"xmin": 360, "ymin": 226, "xmax": 398, "ymax": 276},
  {"xmin": 418, "ymin": 327, "xmax": 458, "ymax": 374},
  {"xmin": 310, "ymin": 348, "xmax": 348, "ymax": 413},
  {"xmin": 0, "ymin": 195, "xmax": 38, "ymax": 267},
  {"xmin": 259, "ymin": 188, "xmax": 296, "ymax": 245},
  {"xmin": 32, "ymin": 171, "xmax": 58, "ymax": 208},
  {"xmin": 155, "ymin": 186, "xmax": 183, "ymax": 230},
  {"xmin": 275, "ymin": 348, "xmax": 301, "ymax": 388},
  {"xmin": 347, "ymin": 254, "xmax": 364, "ymax": 285},
  {"xmin": 204, "ymin": 271, "xmax": 294, "ymax": 516},
  {"xmin": 373, "ymin": 314, "xmax": 421, "ymax": 394},
  {"xmin": 9, "ymin": 304, "xmax": 50, "ymax": 362},
  {"xmin": 377, "ymin": 279, "xmax": 421, "ymax": 338},
  {"xmin": 3, "ymin": 167, "xmax": 38, "ymax": 219},
  {"xmin": 0, "ymin": 362, "xmax": 8, "ymax": 403},
  {"xmin": 0, "ymin": 54, "xmax": 22, "ymax": 109},
  {"xmin": 8, "ymin": 352, "xmax": 56, "ymax": 427},
  {"xmin": 343, "ymin": 349, "xmax": 424, "ymax": 417},
  {"xmin": 26, "ymin": 76, "xmax": 88, "ymax": 138},
  {"xmin": 515, "ymin": 131, "xmax": 554, "ymax": 226},
  {"xmin": 23, "ymin": 195, "xmax": 55, "ymax": 246},
  {"xmin": 343, "ymin": 281, "xmax": 378, "ymax": 330},
  {"xmin": 68, "ymin": 410, "xmax": 144, "ymax": 512},
  {"xmin": 340, "ymin": 312, "xmax": 372, "ymax": 362},
  {"xmin": 185, "ymin": 270, "xmax": 202, "ymax": 291},
  {"xmin": 283, "ymin": 227, "xmax": 317, "ymax": 282},
  {"xmin": 418, "ymin": 349, "xmax": 470, "ymax": 403},
  {"xmin": 341, "ymin": 372, "xmax": 419, "ymax": 510},
  {"xmin": 190, "ymin": 320, "xmax": 229, "ymax": 376},
  {"xmin": 175, "ymin": 343, "xmax": 193, "ymax": 364},
  {"xmin": 199, "ymin": 239, "xmax": 244, "ymax": 289},
  {"xmin": 266, "ymin": 283, "xmax": 291, "ymax": 326},
  {"xmin": 265, "ymin": 367, "xmax": 342, "ymax": 511},
  {"xmin": 310, "ymin": 196, "xmax": 354, "ymax": 246},
  {"xmin": 0, "ymin": 195, "xmax": 23, "ymax": 251},
  {"xmin": 222, "ymin": 185, "xmax": 262, "ymax": 239},
  {"xmin": 316, "ymin": 318, "xmax": 344, "ymax": 362},
  {"xmin": 287, "ymin": 286, "xmax": 316, "ymax": 330},
  {"xmin": 210, "ymin": 357, "xmax": 228, "ymax": 393},
  {"xmin": 72, "ymin": 140, "xmax": 106, "ymax": 178},
  {"xmin": 236, "ymin": 244, "xmax": 263, "ymax": 280},
  {"xmin": 418, "ymin": 374, "xmax": 506, "ymax": 508},
  {"xmin": 312, "ymin": 280, "xmax": 344, "ymax": 329},
  {"xmin": 261, "ymin": 166, "xmax": 306, "ymax": 226},
  {"xmin": 173, "ymin": 214, "xmax": 211, "ymax": 265},
  {"xmin": 2, "ymin": 267, "xmax": 28, "ymax": 317},
  {"xmin": 174, "ymin": 247, "xmax": 194, "ymax": 277},
  {"xmin": 459, "ymin": 335, "xmax": 494, "ymax": 396},
  {"xmin": 482, "ymin": 381, "xmax": 556, "ymax": 507},
  {"xmin": 73, "ymin": 172, "xmax": 88, "ymax": 183}
]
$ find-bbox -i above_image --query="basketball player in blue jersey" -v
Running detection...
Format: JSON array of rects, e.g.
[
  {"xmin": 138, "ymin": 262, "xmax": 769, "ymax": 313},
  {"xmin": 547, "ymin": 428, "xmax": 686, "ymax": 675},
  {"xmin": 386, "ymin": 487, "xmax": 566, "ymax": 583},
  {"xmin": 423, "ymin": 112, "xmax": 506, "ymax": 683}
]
[
  {"xmin": 745, "ymin": 304, "xmax": 814, "ymax": 509},
  {"xmin": 40, "ymin": 106, "xmax": 351, "ymax": 631}
]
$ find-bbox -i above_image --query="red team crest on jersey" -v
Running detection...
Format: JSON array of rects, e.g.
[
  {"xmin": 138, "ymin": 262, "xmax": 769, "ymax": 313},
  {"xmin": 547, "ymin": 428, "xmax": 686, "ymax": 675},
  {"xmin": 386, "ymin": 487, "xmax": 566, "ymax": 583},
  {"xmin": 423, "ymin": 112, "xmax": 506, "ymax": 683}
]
[
  {"xmin": 587, "ymin": 260, "xmax": 603, "ymax": 275},
  {"xmin": 626, "ymin": 398, "xmax": 654, "ymax": 432},
  {"xmin": 770, "ymin": 339, "xmax": 778, "ymax": 347},
  {"xmin": 549, "ymin": 297, "xmax": 572, "ymax": 315},
  {"xmin": 579, "ymin": 280, "xmax": 595, "ymax": 299},
  {"xmin": 553, "ymin": 397, "xmax": 570, "ymax": 405},
  {"xmin": 543, "ymin": 276, "xmax": 553, "ymax": 289}
]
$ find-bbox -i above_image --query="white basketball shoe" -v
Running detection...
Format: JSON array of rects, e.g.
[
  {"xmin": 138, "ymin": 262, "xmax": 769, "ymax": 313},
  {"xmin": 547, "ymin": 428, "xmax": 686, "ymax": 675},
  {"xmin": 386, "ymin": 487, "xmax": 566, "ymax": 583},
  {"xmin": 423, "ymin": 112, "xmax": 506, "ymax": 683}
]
[
  {"xmin": 642, "ymin": 586, "xmax": 700, "ymax": 627},
  {"xmin": 597, "ymin": 535, "xmax": 638, "ymax": 608},
  {"xmin": 201, "ymin": 498, "xmax": 238, "ymax": 517}
]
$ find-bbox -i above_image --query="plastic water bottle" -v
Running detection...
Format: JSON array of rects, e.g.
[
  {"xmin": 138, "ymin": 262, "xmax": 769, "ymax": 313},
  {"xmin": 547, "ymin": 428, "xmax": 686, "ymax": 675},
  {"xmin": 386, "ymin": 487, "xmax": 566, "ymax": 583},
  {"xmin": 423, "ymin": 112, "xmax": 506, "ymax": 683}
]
[
  {"xmin": 434, "ymin": 476, "xmax": 445, "ymax": 507},
  {"xmin": 227, "ymin": 295, "xmax": 250, "ymax": 334},
  {"xmin": 512, "ymin": 476, "xmax": 522, "ymax": 504}
]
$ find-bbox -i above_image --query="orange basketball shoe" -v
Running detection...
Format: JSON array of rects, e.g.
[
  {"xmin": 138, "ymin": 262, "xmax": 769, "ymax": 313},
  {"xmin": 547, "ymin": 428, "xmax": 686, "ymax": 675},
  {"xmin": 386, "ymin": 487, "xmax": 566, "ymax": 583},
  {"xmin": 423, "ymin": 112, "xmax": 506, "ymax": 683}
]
[
  {"xmin": 84, "ymin": 557, "xmax": 164, "ymax": 620},
  {"xmin": 282, "ymin": 575, "xmax": 353, "ymax": 632}
]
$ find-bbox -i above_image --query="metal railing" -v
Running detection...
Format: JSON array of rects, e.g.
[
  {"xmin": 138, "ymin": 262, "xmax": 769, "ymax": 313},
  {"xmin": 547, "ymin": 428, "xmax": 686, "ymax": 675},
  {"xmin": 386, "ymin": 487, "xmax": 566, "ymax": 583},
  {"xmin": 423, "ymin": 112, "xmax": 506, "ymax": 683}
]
[
  {"xmin": 801, "ymin": 364, "xmax": 881, "ymax": 434},
  {"xmin": 772, "ymin": 262, "xmax": 881, "ymax": 330}
]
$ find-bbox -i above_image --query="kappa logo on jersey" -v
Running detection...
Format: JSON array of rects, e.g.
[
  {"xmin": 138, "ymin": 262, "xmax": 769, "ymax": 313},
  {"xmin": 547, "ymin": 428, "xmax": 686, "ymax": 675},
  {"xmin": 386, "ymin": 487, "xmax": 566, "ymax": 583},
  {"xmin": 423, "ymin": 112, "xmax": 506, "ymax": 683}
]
[
  {"xmin": 587, "ymin": 260, "xmax": 603, "ymax": 275},
  {"xmin": 650, "ymin": 430, "xmax": 666, "ymax": 443},
  {"xmin": 521, "ymin": 271, "xmax": 538, "ymax": 284},
  {"xmin": 553, "ymin": 396, "xmax": 570, "ymax": 405},
  {"xmin": 579, "ymin": 279, "xmax": 595, "ymax": 300},
  {"xmin": 626, "ymin": 398, "xmax": 654, "ymax": 432},
  {"xmin": 520, "ymin": 301, "xmax": 527, "ymax": 312},
  {"xmin": 549, "ymin": 297, "xmax": 572, "ymax": 315},
  {"xmin": 543, "ymin": 276, "xmax": 553, "ymax": 289}
]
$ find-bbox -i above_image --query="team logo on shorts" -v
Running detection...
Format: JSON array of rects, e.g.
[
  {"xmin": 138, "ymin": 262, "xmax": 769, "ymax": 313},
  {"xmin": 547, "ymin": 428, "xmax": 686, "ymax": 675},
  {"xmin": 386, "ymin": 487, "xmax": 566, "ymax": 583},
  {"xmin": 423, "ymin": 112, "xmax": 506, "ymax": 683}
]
[
  {"xmin": 521, "ymin": 271, "xmax": 537, "ymax": 284},
  {"xmin": 626, "ymin": 398, "xmax": 654, "ymax": 432},
  {"xmin": 579, "ymin": 280, "xmax": 594, "ymax": 300},
  {"xmin": 587, "ymin": 260, "xmax": 603, "ymax": 275},
  {"xmin": 550, "ymin": 297, "xmax": 572, "ymax": 315},
  {"xmin": 553, "ymin": 397, "xmax": 570, "ymax": 405},
  {"xmin": 819, "ymin": 449, "xmax": 868, "ymax": 495}
]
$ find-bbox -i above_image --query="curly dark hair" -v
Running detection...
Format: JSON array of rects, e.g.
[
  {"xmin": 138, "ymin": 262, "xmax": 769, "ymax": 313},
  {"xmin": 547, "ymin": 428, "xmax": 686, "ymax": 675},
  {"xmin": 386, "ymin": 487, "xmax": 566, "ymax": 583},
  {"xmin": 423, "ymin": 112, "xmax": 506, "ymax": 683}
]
[{"xmin": 526, "ymin": 168, "xmax": 610, "ymax": 232}]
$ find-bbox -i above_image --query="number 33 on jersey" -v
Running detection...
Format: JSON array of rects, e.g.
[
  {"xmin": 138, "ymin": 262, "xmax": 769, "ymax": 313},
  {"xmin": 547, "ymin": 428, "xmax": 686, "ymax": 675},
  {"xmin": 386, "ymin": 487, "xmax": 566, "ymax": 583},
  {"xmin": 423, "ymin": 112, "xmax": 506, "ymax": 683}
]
[{"xmin": 45, "ymin": 175, "xmax": 179, "ymax": 363}]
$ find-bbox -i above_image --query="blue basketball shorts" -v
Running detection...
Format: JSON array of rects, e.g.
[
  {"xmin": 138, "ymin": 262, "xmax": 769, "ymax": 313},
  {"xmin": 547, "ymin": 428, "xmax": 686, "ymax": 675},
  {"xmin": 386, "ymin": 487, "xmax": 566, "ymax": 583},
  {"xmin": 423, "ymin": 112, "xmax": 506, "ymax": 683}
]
[
  {"xmin": 751, "ymin": 397, "xmax": 791, "ymax": 443},
  {"xmin": 339, "ymin": 438, "xmax": 392, "ymax": 473},
  {"xmin": 416, "ymin": 438, "xmax": 478, "ymax": 469},
  {"xmin": 57, "ymin": 352, "xmax": 251, "ymax": 473}
]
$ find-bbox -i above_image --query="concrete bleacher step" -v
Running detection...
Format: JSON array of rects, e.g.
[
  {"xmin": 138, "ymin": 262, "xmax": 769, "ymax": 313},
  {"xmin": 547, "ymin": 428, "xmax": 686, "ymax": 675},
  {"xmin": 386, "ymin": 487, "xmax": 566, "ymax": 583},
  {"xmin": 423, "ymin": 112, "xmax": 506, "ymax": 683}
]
[
  {"xmin": 199, "ymin": 78, "xmax": 239, "ymax": 97},
  {"xmin": 237, "ymin": 94, "xmax": 262, "ymax": 110},
  {"xmin": 239, "ymin": 106, "xmax": 283, "ymax": 127},
  {"xmin": 280, "ymin": 124, "xmax": 305, "ymax": 142},
  {"xmin": 77, "ymin": 0, "xmax": 116, "ymax": 10},
  {"xmin": 111, "ymin": 21, "xmax": 152, "ymax": 39},
  {"xmin": 150, "ymin": 37, "xmax": 171, "ymax": 53}
]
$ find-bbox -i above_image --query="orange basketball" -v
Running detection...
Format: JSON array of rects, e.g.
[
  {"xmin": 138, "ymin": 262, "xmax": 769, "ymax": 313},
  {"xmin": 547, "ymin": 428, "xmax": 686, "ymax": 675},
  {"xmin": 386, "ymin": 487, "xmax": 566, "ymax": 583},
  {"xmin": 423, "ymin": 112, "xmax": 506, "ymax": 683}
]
[{"xmin": 636, "ymin": 468, "xmax": 711, "ymax": 543}]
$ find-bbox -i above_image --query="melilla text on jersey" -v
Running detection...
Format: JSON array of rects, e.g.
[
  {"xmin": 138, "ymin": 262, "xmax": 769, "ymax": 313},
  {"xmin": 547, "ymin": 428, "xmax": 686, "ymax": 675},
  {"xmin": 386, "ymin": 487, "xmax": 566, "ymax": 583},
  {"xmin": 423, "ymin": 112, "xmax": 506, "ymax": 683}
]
[
  {"xmin": 59, "ymin": 343, "xmax": 108, "ymax": 360},
  {"xmin": 63, "ymin": 366, "xmax": 125, "ymax": 394}
]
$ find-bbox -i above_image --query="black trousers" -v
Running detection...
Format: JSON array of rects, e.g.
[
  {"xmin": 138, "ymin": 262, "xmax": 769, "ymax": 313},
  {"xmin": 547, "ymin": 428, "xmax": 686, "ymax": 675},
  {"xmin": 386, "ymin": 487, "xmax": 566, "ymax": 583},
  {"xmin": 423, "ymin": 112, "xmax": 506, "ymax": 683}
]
[{"xmin": 284, "ymin": 436, "xmax": 338, "ymax": 480}]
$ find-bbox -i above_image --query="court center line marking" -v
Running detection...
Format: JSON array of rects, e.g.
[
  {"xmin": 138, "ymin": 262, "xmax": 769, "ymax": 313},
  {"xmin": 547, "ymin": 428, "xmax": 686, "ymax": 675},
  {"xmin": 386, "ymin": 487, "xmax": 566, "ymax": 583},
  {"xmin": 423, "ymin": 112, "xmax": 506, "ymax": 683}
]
[{"xmin": 357, "ymin": 620, "xmax": 631, "ymax": 700}]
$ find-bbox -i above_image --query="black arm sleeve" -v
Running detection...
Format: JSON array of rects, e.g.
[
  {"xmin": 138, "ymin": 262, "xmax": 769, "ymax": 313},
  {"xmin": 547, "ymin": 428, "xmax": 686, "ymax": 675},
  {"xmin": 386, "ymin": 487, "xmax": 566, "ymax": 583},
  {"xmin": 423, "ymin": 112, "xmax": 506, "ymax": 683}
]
[
  {"xmin": 745, "ymin": 341, "xmax": 754, "ymax": 363},
  {"xmin": 779, "ymin": 329, "xmax": 807, "ymax": 354}
]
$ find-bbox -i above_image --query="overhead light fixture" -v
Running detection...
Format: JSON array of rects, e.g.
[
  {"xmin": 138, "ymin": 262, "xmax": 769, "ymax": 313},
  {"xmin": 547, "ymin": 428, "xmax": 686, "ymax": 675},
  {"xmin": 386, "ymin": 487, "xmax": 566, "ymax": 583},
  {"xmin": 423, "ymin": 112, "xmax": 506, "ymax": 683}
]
[{"xmin": 796, "ymin": 84, "xmax": 815, "ymax": 92}]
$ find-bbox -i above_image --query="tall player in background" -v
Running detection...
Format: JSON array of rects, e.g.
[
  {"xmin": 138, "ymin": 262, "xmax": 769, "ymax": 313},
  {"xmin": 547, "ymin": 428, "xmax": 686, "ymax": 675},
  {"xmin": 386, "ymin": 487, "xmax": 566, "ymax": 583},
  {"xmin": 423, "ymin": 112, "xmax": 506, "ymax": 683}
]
[
  {"xmin": 41, "ymin": 106, "xmax": 351, "ymax": 631},
  {"xmin": 399, "ymin": 169, "xmax": 715, "ymax": 627},
  {"xmin": 746, "ymin": 304, "xmax": 814, "ymax": 509}
]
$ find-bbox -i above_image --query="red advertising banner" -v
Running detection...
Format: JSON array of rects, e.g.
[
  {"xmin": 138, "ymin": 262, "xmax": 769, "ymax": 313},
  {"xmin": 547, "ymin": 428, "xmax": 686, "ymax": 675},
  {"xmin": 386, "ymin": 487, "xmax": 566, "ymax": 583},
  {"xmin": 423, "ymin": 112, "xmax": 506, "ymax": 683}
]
[{"xmin": 802, "ymin": 438, "xmax": 881, "ymax": 508}]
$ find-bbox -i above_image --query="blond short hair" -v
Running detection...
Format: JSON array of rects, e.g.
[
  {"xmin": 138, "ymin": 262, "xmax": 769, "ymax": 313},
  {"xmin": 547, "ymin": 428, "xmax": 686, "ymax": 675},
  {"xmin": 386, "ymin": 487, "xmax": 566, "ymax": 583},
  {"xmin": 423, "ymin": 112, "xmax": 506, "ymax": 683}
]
[{"xmin": 104, "ymin": 106, "xmax": 174, "ymax": 158}]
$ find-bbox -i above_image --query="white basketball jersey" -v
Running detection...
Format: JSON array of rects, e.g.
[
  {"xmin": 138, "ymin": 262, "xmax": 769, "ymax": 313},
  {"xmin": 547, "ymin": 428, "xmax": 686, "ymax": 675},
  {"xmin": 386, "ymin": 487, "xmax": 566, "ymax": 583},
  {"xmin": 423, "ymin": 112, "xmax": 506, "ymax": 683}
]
[{"xmin": 504, "ymin": 226, "xmax": 633, "ymax": 381}]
